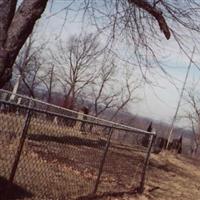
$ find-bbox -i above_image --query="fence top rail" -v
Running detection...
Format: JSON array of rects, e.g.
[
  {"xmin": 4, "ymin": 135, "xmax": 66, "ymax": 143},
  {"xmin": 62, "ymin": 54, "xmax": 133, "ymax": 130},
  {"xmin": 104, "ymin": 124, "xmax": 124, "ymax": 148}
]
[{"xmin": 0, "ymin": 89, "xmax": 156, "ymax": 136}]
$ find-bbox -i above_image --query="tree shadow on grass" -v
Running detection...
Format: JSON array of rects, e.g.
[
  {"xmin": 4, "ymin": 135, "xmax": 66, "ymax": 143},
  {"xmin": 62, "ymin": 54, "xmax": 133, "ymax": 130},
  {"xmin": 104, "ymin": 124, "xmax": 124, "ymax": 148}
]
[
  {"xmin": 0, "ymin": 176, "xmax": 33, "ymax": 200},
  {"xmin": 28, "ymin": 134, "xmax": 107, "ymax": 149}
]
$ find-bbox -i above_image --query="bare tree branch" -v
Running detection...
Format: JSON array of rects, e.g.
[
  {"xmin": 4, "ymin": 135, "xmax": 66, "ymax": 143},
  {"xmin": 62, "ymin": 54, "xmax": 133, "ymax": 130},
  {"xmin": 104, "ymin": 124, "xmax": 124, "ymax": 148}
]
[
  {"xmin": 52, "ymin": 33, "xmax": 101, "ymax": 109},
  {"xmin": 128, "ymin": 0, "xmax": 170, "ymax": 39}
]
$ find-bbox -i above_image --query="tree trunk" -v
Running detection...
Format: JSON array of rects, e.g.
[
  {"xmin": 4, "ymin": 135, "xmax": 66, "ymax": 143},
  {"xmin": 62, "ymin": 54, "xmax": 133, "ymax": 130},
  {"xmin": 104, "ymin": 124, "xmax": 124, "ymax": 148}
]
[
  {"xmin": 0, "ymin": 0, "xmax": 48, "ymax": 88},
  {"xmin": 0, "ymin": 49, "xmax": 11, "ymax": 87}
]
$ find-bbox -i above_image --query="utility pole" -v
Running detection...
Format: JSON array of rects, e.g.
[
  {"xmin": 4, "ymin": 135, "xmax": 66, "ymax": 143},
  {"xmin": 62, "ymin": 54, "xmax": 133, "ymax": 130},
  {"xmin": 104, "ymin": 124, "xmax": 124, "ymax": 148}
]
[{"xmin": 166, "ymin": 48, "xmax": 194, "ymax": 149}]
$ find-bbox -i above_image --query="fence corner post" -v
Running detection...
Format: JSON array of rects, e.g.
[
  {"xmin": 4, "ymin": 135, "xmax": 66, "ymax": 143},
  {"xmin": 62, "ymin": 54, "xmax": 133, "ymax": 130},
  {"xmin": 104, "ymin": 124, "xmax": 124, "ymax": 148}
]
[{"xmin": 138, "ymin": 132, "xmax": 156, "ymax": 193}]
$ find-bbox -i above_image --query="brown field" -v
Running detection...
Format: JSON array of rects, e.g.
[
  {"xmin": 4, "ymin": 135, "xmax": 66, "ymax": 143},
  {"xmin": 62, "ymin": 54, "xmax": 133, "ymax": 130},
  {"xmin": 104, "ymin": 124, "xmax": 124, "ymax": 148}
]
[
  {"xmin": 0, "ymin": 112, "xmax": 147, "ymax": 200},
  {"xmin": 1, "ymin": 112, "xmax": 200, "ymax": 200},
  {"xmin": 104, "ymin": 152, "xmax": 200, "ymax": 200}
]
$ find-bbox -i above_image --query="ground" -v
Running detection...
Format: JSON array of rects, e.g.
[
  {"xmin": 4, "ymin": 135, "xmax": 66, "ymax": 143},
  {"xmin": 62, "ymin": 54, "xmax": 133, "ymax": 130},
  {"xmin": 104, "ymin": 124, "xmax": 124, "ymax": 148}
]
[
  {"xmin": 1, "ymin": 112, "xmax": 200, "ymax": 200},
  {"xmin": 106, "ymin": 152, "xmax": 200, "ymax": 200}
]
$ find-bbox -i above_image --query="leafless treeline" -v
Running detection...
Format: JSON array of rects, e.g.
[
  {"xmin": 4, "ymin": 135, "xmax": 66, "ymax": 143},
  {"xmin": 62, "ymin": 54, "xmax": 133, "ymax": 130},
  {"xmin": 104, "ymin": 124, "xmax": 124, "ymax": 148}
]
[
  {"xmin": 9, "ymin": 31, "xmax": 142, "ymax": 121},
  {"xmin": 1, "ymin": 0, "xmax": 200, "ymax": 87}
]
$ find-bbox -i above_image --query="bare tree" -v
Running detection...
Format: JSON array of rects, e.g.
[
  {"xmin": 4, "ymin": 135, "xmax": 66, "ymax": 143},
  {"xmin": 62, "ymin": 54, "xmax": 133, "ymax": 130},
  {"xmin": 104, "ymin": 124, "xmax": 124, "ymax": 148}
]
[
  {"xmin": 13, "ymin": 33, "xmax": 48, "ymax": 98},
  {"xmin": 52, "ymin": 33, "xmax": 101, "ymax": 109},
  {"xmin": 88, "ymin": 55, "xmax": 141, "ymax": 119},
  {"xmin": 111, "ymin": 68, "xmax": 141, "ymax": 120},
  {"xmin": 92, "ymin": 58, "xmax": 117, "ymax": 117},
  {"xmin": 1, "ymin": 0, "xmax": 200, "ymax": 88},
  {"xmin": 184, "ymin": 87, "xmax": 200, "ymax": 156},
  {"xmin": 41, "ymin": 63, "xmax": 56, "ymax": 103},
  {"xmin": 189, "ymin": 115, "xmax": 200, "ymax": 156}
]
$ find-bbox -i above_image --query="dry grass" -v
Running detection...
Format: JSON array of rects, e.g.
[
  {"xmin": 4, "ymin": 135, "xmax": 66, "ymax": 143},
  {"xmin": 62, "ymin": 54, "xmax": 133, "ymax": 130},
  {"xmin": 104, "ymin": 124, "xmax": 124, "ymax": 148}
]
[
  {"xmin": 0, "ymin": 112, "xmax": 98, "ymax": 139},
  {"xmin": 145, "ymin": 152, "xmax": 200, "ymax": 200},
  {"xmin": 104, "ymin": 152, "xmax": 200, "ymax": 200},
  {"xmin": 1, "ymin": 112, "xmax": 200, "ymax": 200},
  {"xmin": 0, "ymin": 112, "xmax": 146, "ymax": 200},
  {"xmin": 0, "ymin": 138, "xmax": 146, "ymax": 199}
]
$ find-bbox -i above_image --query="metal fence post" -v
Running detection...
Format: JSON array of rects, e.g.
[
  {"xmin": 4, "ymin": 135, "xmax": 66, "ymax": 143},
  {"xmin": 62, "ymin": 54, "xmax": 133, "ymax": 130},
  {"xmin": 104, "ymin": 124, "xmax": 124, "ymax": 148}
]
[
  {"xmin": 93, "ymin": 127, "xmax": 113, "ymax": 195},
  {"xmin": 8, "ymin": 101, "xmax": 33, "ymax": 184},
  {"xmin": 138, "ymin": 133, "xmax": 156, "ymax": 193}
]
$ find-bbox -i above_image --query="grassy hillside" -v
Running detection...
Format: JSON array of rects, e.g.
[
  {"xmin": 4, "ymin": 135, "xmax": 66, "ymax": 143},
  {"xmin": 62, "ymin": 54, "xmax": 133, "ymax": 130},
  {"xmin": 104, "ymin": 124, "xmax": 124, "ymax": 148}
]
[
  {"xmin": 0, "ymin": 111, "xmax": 199, "ymax": 200},
  {"xmin": 105, "ymin": 152, "xmax": 200, "ymax": 200}
]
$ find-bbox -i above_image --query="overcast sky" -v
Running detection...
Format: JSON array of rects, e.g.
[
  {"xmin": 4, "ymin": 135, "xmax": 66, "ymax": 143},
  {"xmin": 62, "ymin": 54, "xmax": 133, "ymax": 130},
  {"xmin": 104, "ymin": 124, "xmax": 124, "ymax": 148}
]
[{"xmin": 36, "ymin": 1, "xmax": 200, "ymax": 128}]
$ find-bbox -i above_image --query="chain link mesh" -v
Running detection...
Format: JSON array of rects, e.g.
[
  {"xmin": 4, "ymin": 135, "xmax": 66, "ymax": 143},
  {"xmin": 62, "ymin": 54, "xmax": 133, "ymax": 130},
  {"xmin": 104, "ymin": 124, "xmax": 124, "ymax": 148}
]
[{"xmin": 0, "ymin": 89, "xmax": 155, "ymax": 200}]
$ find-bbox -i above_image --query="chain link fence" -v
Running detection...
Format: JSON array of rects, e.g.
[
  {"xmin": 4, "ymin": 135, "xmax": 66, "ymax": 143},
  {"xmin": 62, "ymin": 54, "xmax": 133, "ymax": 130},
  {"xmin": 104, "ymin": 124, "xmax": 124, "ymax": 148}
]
[{"xmin": 0, "ymin": 89, "xmax": 156, "ymax": 200}]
